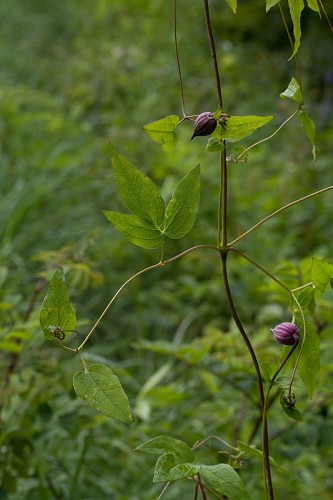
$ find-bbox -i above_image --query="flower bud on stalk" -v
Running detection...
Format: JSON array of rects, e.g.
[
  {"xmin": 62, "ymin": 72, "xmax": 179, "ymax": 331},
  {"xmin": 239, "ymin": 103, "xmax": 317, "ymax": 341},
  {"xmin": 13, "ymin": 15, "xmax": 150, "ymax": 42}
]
[
  {"xmin": 271, "ymin": 322, "xmax": 300, "ymax": 345},
  {"xmin": 191, "ymin": 112, "xmax": 217, "ymax": 140}
]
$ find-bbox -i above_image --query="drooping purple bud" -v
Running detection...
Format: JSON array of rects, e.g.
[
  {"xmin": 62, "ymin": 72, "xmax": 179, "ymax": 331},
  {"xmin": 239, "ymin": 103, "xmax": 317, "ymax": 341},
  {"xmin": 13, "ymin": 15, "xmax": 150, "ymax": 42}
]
[
  {"xmin": 271, "ymin": 322, "xmax": 300, "ymax": 346},
  {"xmin": 191, "ymin": 112, "xmax": 217, "ymax": 140}
]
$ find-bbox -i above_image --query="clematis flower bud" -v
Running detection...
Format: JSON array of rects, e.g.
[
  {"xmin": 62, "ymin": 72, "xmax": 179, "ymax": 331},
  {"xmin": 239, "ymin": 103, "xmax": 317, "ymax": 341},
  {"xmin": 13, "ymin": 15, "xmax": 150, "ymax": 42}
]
[
  {"xmin": 191, "ymin": 112, "xmax": 217, "ymax": 140},
  {"xmin": 271, "ymin": 322, "xmax": 300, "ymax": 346}
]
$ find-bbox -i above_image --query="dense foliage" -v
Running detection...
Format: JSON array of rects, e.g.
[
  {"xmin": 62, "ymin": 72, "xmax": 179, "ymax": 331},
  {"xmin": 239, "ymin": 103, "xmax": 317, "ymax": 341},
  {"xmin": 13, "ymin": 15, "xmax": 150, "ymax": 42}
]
[{"xmin": 0, "ymin": 0, "xmax": 332, "ymax": 498}]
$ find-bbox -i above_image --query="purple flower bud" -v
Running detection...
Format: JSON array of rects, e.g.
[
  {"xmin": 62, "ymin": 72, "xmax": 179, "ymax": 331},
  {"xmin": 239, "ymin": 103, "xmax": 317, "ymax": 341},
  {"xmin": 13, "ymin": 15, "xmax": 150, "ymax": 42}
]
[
  {"xmin": 191, "ymin": 112, "xmax": 217, "ymax": 140},
  {"xmin": 271, "ymin": 322, "xmax": 300, "ymax": 346}
]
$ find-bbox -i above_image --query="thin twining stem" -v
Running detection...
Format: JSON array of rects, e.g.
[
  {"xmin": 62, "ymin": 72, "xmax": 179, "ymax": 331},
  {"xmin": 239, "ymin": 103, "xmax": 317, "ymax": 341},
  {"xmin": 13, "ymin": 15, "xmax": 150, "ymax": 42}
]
[
  {"xmin": 173, "ymin": 0, "xmax": 186, "ymax": 117},
  {"xmin": 230, "ymin": 248, "xmax": 291, "ymax": 295},
  {"xmin": 192, "ymin": 434, "xmax": 238, "ymax": 452},
  {"xmin": 157, "ymin": 481, "xmax": 171, "ymax": 500},
  {"xmin": 278, "ymin": 3, "xmax": 303, "ymax": 91},
  {"xmin": 203, "ymin": 0, "xmax": 223, "ymax": 110},
  {"xmin": 229, "ymin": 185, "xmax": 333, "ymax": 247},
  {"xmin": 288, "ymin": 293, "xmax": 306, "ymax": 400},
  {"xmin": 234, "ymin": 109, "xmax": 299, "ymax": 163},
  {"xmin": 318, "ymin": 0, "xmax": 333, "ymax": 33},
  {"xmin": 291, "ymin": 282, "xmax": 313, "ymax": 293},
  {"xmin": 77, "ymin": 244, "xmax": 219, "ymax": 351},
  {"xmin": 220, "ymin": 253, "xmax": 274, "ymax": 499}
]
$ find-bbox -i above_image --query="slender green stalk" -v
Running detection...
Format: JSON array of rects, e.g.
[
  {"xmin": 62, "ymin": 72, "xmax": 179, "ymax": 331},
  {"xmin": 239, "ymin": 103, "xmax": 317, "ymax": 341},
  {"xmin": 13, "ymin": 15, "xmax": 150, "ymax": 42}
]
[
  {"xmin": 291, "ymin": 282, "xmax": 313, "ymax": 293},
  {"xmin": 229, "ymin": 185, "xmax": 333, "ymax": 246},
  {"xmin": 173, "ymin": 0, "xmax": 186, "ymax": 117},
  {"xmin": 230, "ymin": 247, "xmax": 291, "ymax": 294},
  {"xmin": 203, "ymin": 0, "xmax": 223, "ymax": 110},
  {"xmin": 77, "ymin": 244, "xmax": 219, "ymax": 351},
  {"xmin": 318, "ymin": 0, "xmax": 333, "ymax": 33},
  {"xmin": 235, "ymin": 109, "xmax": 299, "ymax": 163},
  {"xmin": 192, "ymin": 434, "xmax": 238, "ymax": 451}
]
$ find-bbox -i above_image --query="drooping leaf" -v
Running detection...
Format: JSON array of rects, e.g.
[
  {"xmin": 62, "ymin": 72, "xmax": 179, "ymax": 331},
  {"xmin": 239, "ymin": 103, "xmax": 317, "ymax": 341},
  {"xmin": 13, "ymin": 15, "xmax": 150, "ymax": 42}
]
[
  {"xmin": 153, "ymin": 454, "xmax": 199, "ymax": 483},
  {"xmin": 297, "ymin": 320, "xmax": 320, "ymax": 399},
  {"xmin": 288, "ymin": 0, "xmax": 304, "ymax": 59},
  {"xmin": 311, "ymin": 258, "xmax": 333, "ymax": 292},
  {"xmin": 306, "ymin": 0, "xmax": 320, "ymax": 13},
  {"xmin": 215, "ymin": 115, "xmax": 273, "ymax": 142},
  {"xmin": 40, "ymin": 267, "xmax": 76, "ymax": 340},
  {"xmin": 143, "ymin": 115, "xmax": 179, "ymax": 150},
  {"xmin": 280, "ymin": 392, "xmax": 303, "ymax": 421},
  {"xmin": 200, "ymin": 464, "xmax": 250, "ymax": 500},
  {"xmin": 103, "ymin": 211, "xmax": 163, "ymax": 249},
  {"xmin": 224, "ymin": 0, "xmax": 237, "ymax": 14},
  {"xmin": 110, "ymin": 145, "xmax": 165, "ymax": 227},
  {"xmin": 297, "ymin": 287, "xmax": 316, "ymax": 311},
  {"xmin": 135, "ymin": 435, "xmax": 195, "ymax": 463},
  {"xmin": 266, "ymin": 0, "xmax": 281, "ymax": 12},
  {"xmin": 237, "ymin": 441, "xmax": 294, "ymax": 476},
  {"xmin": 206, "ymin": 137, "xmax": 224, "ymax": 153},
  {"xmin": 298, "ymin": 111, "xmax": 316, "ymax": 160},
  {"xmin": 73, "ymin": 364, "xmax": 133, "ymax": 423},
  {"xmin": 280, "ymin": 77, "xmax": 303, "ymax": 104},
  {"xmin": 163, "ymin": 165, "xmax": 200, "ymax": 239}
]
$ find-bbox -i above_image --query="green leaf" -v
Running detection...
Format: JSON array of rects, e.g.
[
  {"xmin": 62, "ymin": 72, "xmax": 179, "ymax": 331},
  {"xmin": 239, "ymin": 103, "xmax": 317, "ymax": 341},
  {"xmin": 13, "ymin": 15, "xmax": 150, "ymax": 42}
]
[
  {"xmin": 206, "ymin": 137, "xmax": 224, "ymax": 153},
  {"xmin": 103, "ymin": 211, "xmax": 163, "ymax": 249},
  {"xmin": 215, "ymin": 115, "xmax": 273, "ymax": 142},
  {"xmin": 110, "ymin": 145, "xmax": 165, "ymax": 227},
  {"xmin": 73, "ymin": 363, "xmax": 133, "ymax": 423},
  {"xmin": 280, "ymin": 77, "xmax": 303, "ymax": 104},
  {"xmin": 306, "ymin": 0, "xmax": 320, "ymax": 13},
  {"xmin": 200, "ymin": 464, "xmax": 250, "ymax": 500},
  {"xmin": 280, "ymin": 392, "xmax": 303, "ymax": 421},
  {"xmin": 298, "ymin": 111, "xmax": 316, "ymax": 160},
  {"xmin": 297, "ymin": 287, "xmax": 316, "ymax": 311},
  {"xmin": 163, "ymin": 165, "xmax": 200, "ymax": 239},
  {"xmin": 288, "ymin": 0, "xmax": 304, "ymax": 59},
  {"xmin": 224, "ymin": 0, "xmax": 237, "ymax": 14},
  {"xmin": 237, "ymin": 441, "xmax": 294, "ymax": 476},
  {"xmin": 311, "ymin": 258, "xmax": 333, "ymax": 292},
  {"xmin": 143, "ymin": 115, "xmax": 179, "ymax": 150},
  {"xmin": 266, "ymin": 0, "xmax": 281, "ymax": 12},
  {"xmin": 297, "ymin": 320, "xmax": 320, "ymax": 399},
  {"xmin": 135, "ymin": 435, "xmax": 195, "ymax": 463},
  {"xmin": 153, "ymin": 454, "xmax": 199, "ymax": 483},
  {"xmin": 40, "ymin": 267, "xmax": 76, "ymax": 341}
]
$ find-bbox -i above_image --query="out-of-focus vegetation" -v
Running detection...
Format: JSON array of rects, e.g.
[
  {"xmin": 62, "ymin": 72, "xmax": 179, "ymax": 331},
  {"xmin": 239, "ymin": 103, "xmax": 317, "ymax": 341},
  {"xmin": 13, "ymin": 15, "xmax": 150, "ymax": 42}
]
[{"xmin": 0, "ymin": 0, "xmax": 332, "ymax": 498}]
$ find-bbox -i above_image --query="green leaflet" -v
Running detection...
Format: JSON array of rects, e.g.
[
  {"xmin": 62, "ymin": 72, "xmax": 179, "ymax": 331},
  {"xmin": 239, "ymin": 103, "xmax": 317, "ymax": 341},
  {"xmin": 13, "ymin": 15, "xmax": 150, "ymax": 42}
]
[
  {"xmin": 280, "ymin": 77, "xmax": 303, "ymax": 104},
  {"xmin": 73, "ymin": 364, "xmax": 133, "ymax": 423},
  {"xmin": 215, "ymin": 115, "xmax": 273, "ymax": 142},
  {"xmin": 206, "ymin": 137, "xmax": 224, "ymax": 153},
  {"xmin": 40, "ymin": 267, "xmax": 76, "ymax": 341},
  {"xmin": 135, "ymin": 435, "xmax": 195, "ymax": 463},
  {"xmin": 200, "ymin": 464, "xmax": 250, "ymax": 500},
  {"xmin": 153, "ymin": 454, "xmax": 199, "ymax": 483},
  {"xmin": 224, "ymin": 0, "xmax": 237, "ymax": 14},
  {"xmin": 143, "ymin": 115, "xmax": 179, "ymax": 150},
  {"xmin": 311, "ymin": 258, "xmax": 333, "ymax": 292},
  {"xmin": 297, "ymin": 320, "xmax": 320, "ymax": 399},
  {"xmin": 110, "ymin": 145, "xmax": 165, "ymax": 227},
  {"xmin": 266, "ymin": 0, "xmax": 281, "ymax": 12},
  {"xmin": 103, "ymin": 211, "xmax": 163, "ymax": 249},
  {"xmin": 298, "ymin": 111, "xmax": 316, "ymax": 160},
  {"xmin": 280, "ymin": 393, "xmax": 303, "ymax": 421},
  {"xmin": 297, "ymin": 287, "xmax": 316, "ymax": 311},
  {"xmin": 288, "ymin": 0, "xmax": 304, "ymax": 59},
  {"xmin": 163, "ymin": 165, "xmax": 200, "ymax": 239},
  {"xmin": 306, "ymin": 0, "xmax": 320, "ymax": 13},
  {"xmin": 237, "ymin": 441, "xmax": 294, "ymax": 476}
]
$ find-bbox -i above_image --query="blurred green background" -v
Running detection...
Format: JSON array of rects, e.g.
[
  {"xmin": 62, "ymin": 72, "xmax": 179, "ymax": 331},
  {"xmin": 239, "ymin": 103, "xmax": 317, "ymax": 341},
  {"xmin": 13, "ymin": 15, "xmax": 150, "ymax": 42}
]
[{"xmin": 0, "ymin": 0, "xmax": 332, "ymax": 498}]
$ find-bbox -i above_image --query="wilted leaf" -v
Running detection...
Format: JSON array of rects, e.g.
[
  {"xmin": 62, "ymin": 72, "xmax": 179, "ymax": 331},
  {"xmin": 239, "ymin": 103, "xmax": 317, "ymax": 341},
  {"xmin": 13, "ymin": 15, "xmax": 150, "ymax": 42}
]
[
  {"xmin": 298, "ymin": 111, "xmax": 316, "ymax": 160},
  {"xmin": 73, "ymin": 364, "xmax": 133, "ymax": 423},
  {"xmin": 288, "ymin": 0, "xmax": 304, "ymax": 59}
]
